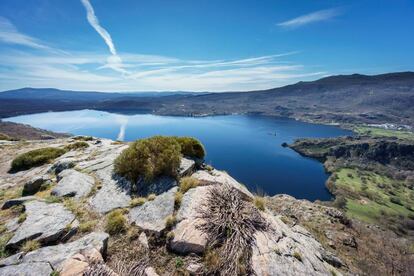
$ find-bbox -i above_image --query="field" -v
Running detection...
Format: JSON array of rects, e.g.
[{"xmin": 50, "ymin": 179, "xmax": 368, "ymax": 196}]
[{"xmin": 353, "ymin": 126, "xmax": 414, "ymax": 141}]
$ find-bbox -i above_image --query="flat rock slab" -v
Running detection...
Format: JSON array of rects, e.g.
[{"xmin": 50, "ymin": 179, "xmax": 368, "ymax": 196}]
[
  {"xmin": 6, "ymin": 200, "xmax": 77, "ymax": 249},
  {"xmin": 89, "ymin": 165, "xmax": 131, "ymax": 214},
  {"xmin": 0, "ymin": 262, "xmax": 53, "ymax": 276},
  {"xmin": 52, "ymin": 169, "xmax": 94, "ymax": 198},
  {"xmin": 129, "ymin": 187, "xmax": 177, "ymax": 234},
  {"xmin": 0, "ymin": 232, "xmax": 109, "ymax": 271},
  {"xmin": 1, "ymin": 196, "xmax": 37, "ymax": 210},
  {"xmin": 192, "ymin": 169, "xmax": 253, "ymax": 199},
  {"xmin": 252, "ymin": 212, "xmax": 337, "ymax": 276},
  {"xmin": 49, "ymin": 158, "xmax": 76, "ymax": 174},
  {"xmin": 179, "ymin": 157, "xmax": 196, "ymax": 176}
]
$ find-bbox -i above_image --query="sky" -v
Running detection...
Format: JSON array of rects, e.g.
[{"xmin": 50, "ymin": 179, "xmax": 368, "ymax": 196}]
[{"xmin": 0, "ymin": 0, "xmax": 413, "ymax": 92}]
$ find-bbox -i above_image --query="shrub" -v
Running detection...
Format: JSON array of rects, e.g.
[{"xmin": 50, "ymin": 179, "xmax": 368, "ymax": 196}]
[
  {"xmin": 175, "ymin": 257, "xmax": 184, "ymax": 268},
  {"xmin": 21, "ymin": 240, "xmax": 40, "ymax": 252},
  {"xmin": 254, "ymin": 196, "xmax": 266, "ymax": 211},
  {"xmin": 17, "ymin": 212, "xmax": 27, "ymax": 223},
  {"xmin": 179, "ymin": 177, "xmax": 199, "ymax": 193},
  {"xmin": 147, "ymin": 193, "xmax": 156, "ymax": 201},
  {"xmin": 64, "ymin": 141, "xmax": 89, "ymax": 151},
  {"xmin": 79, "ymin": 220, "xmax": 97, "ymax": 233},
  {"xmin": 10, "ymin": 147, "xmax": 66, "ymax": 172},
  {"xmin": 174, "ymin": 136, "xmax": 205, "ymax": 159},
  {"xmin": 390, "ymin": 196, "xmax": 403, "ymax": 206},
  {"xmin": 114, "ymin": 136, "xmax": 182, "ymax": 183},
  {"xmin": 333, "ymin": 196, "xmax": 347, "ymax": 209},
  {"xmin": 0, "ymin": 133, "xmax": 11, "ymax": 141},
  {"xmin": 165, "ymin": 215, "xmax": 177, "ymax": 229},
  {"xmin": 73, "ymin": 136, "xmax": 93, "ymax": 141},
  {"xmin": 175, "ymin": 191, "xmax": 183, "ymax": 207},
  {"xmin": 105, "ymin": 210, "xmax": 127, "ymax": 235},
  {"xmin": 130, "ymin": 197, "xmax": 146, "ymax": 207},
  {"xmin": 293, "ymin": 251, "xmax": 302, "ymax": 262}
]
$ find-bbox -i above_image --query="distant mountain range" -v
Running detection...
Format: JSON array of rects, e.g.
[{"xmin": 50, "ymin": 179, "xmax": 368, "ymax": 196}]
[{"xmin": 1, "ymin": 72, "xmax": 413, "ymax": 126}]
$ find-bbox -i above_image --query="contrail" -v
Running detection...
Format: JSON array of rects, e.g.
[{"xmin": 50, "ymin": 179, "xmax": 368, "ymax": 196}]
[{"xmin": 80, "ymin": 0, "xmax": 116, "ymax": 55}]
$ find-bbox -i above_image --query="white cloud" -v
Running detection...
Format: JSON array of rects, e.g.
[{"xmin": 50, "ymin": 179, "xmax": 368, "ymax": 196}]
[
  {"xmin": 0, "ymin": 17, "xmax": 51, "ymax": 50},
  {"xmin": 277, "ymin": 8, "xmax": 341, "ymax": 28}
]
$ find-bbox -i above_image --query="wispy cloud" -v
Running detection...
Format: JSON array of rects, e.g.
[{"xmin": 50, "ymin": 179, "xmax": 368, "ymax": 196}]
[
  {"xmin": 277, "ymin": 8, "xmax": 341, "ymax": 28},
  {"xmin": 0, "ymin": 17, "xmax": 51, "ymax": 50},
  {"xmin": 80, "ymin": 0, "xmax": 128, "ymax": 74}
]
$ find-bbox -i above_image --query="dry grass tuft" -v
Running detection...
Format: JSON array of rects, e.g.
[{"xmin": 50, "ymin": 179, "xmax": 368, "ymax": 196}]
[
  {"xmin": 147, "ymin": 194, "xmax": 156, "ymax": 201},
  {"xmin": 197, "ymin": 184, "xmax": 269, "ymax": 275},
  {"xmin": 179, "ymin": 177, "xmax": 199, "ymax": 193},
  {"xmin": 254, "ymin": 196, "xmax": 266, "ymax": 211},
  {"xmin": 21, "ymin": 239, "xmax": 40, "ymax": 252},
  {"xmin": 105, "ymin": 210, "xmax": 127, "ymax": 235},
  {"xmin": 174, "ymin": 191, "xmax": 183, "ymax": 208},
  {"xmin": 130, "ymin": 197, "xmax": 147, "ymax": 207}
]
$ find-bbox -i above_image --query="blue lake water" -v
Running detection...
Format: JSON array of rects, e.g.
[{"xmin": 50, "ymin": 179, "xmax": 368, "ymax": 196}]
[{"xmin": 4, "ymin": 110, "xmax": 352, "ymax": 201}]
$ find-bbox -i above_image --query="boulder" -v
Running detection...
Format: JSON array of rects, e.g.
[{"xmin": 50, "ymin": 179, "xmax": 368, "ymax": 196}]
[
  {"xmin": 139, "ymin": 232, "xmax": 149, "ymax": 250},
  {"xmin": 170, "ymin": 186, "xmax": 211, "ymax": 254},
  {"xmin": 0, "ymin": 262, "xmax": 53, "ymax": 276},
  {"xmin": 192, "ymin": 169, "xmax": 253, "ymax": 199},
  {"xmin": 52, "ymin": 169, "xmax": 94, "ymax": 198},
  {"xmin": 22, "ymin": 176, "xmax": 50, "ymax": 196},
  {"xmin": 49, "ymin": 158, "xmax": 76, "ymax": 174},
  {"xmin": 137, "ymin": 176, "xmax": 177, "ymax": 196},
  {"xmin": 0, "ymin": 232, "xmax": 109, "ymax": 271},
  {"xmin": 144, "ymin": 267, "xmax": 159, "ymax": 276},
  {"xmin": 251, "ymin": 212, "xmax": 338, "ymax": 276},
  {"xmin": 89, "ymin": 165, "xmax": 131, "ymax": 213},
  {"xmin": 129, "ymin": 187, "xmax": 177, "ymax": 234},
  {"xmin": 5, "ymin": 218, "xmax": 19, "ymax": 232},
  {"xmin": 186, "ymin": 263, "xmax": 203, "ymax": 275},
  {"xmin": 179, "ymin": 157, "xmax": 196, "ymax": 176},
  {"xmin": 59, "ymin": 248, "xmax": 105, "ymax": 276},
  {"xmin": 6, "ymin": 200, "xmax": 77, "ymax": 249},
  {"xmin": 1, "ymin": 196, "xmax": 37, "ymax": 210}
]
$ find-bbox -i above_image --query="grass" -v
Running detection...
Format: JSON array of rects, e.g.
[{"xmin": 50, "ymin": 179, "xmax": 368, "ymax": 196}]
[
  {"xmin": 353, "ymin": 126, "xmax": 414, "ymax": 141},
  {"xmin": 179, "ymin": 177, "xmax": 199, "ymax": 193},
  {"xmin": 63, "ymin": 199, "xmax": 99, "ymax": 233},
  {"xmin": 0, "ymin": 232, "xmax": 13, "ymax": 258},
  {"xmin": 105, "ymin": 210, "xmax": 127, "ymax": 235},
  {"xmin": 78, "ymin": 220, "xmax": 98, "ymax": 233},
  {"xmin": 64, "ymin": 141, "xmax": 89, "ymax": 151},
  {"xmin": 73, "ymin": 136, "xmax": 93, "ymax": 141},
  {"xmin": 147, "ymin": 194, "xmax": 156, "ymax": 201},
  {"xmin": 293, "ymin": 251, "xmax": 302, "ymax": 262},
  {"xmin": 130, "ymin": 197, "xmax": 147, "ymax": 207},
  {"xmin": 333, "ymin": 167, "xmax": 414, "ymax": 225},
  {"xmin": 21, "ymin": 240, "xmax": 40, "ymax": 253},
  {"xmin": 165, "ymin": 215, "xmax": 177, "ymax": 229},
  {"xmin": 9, "ymin": 147, "xmax": 67, "ymax": 172},
  {"xmin": 0, "ymin": 133, "xmax": 11, "ymax": 141},
  {"xmin": 174, "ymin": 191, "xmax": 183, "ymax": 207},
  {"xmin": 254, "ymin": 196, "xmax": 266, "ymax": 211},
  {"xmin": 17, "ymin": 212, "xmax": 27, "ymax": 223}
]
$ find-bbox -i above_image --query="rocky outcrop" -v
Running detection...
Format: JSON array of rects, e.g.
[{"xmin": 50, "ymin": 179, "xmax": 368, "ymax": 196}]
[
  {"xmin": 129, "ymin": 187, "xmax": 177, "ymax": 234},
  {"xmin": 0, "ymin": 262, "xmax": 53, "ymax": 276},
  {"xmin": 49, "ymin": 158, "xmax": 76, "ymax": 174},
  {"xmin": 192, "ymin": 169, "xmax": 253, "ymax": 198},
  {"xmin": 170, "ymin": 186, "xmax": 211, "ymax": 254},
  {"xmin": 251, "ymin": 212, "xmax": 336, "ymax": 276},
  {"xmin": 179, "ymin": 157, "xmax": 196, "ymax": 176},
  {"xmin": 89, "ymin": 165, "xmax": 131, "ymax": 213},
  {"xmin": 0, "ymin": 232, "xmax": 109, "ymax": 271},
  {"xmin": 52, "ymin": 169, "xmax": 94, "ymax": 198},
  {"xmin": 6, "ymin": 200, "xmax": 78, "ymax": 249},
  {"xmin": 137, "ymin": 176, "xmax": 177, "ymax": 197}
]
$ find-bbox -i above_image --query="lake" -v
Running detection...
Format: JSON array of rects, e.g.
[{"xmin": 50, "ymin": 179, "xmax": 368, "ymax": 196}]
[{"xmin": 4, "ymin": 110, "xmax": 352, "ymax": 201}]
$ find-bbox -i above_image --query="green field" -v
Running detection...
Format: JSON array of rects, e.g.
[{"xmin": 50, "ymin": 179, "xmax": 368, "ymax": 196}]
[
  {"xmin": 353, "ymin": 126, "xmax": 414, "ymax": 141},
  {"xmin": 333, "ymin": 168, "xmax": 414, "ymax": 224}
]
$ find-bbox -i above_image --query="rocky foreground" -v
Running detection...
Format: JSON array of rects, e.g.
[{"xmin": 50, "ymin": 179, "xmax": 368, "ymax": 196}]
[{"xmin": 0, "ymin": 137, "xmax": 351, "ymax": 275}]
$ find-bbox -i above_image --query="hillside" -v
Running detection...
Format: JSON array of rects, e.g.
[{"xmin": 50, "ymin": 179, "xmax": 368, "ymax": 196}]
[{"xmin": 1, "ymin": 72, "xmax": 413, "ymax": 127}]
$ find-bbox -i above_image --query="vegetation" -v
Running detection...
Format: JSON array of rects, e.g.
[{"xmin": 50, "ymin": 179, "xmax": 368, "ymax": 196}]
[
  {"xmin": 105, "ymin": 210, "xmax": 127, "ymax": 235},
  {"xmin": 165, "ymin": 215, "xmax": 177, "ymax": 229},
  {"xmin": 129, "ymin": 197, "xmax": 147, "ymax": 207},
  {"xmin": 174, "ymin": 191, "xmax": 183, "ymax": 207},
  {"xmin": 21, "ymin": 240, "xmax": 40, "ymax": 253},
  {"xmin": 64, "ymin": 141, "xmax": 89, "ymax": 151},
  {"xmin": 0, "ymin": 133, "xmax": 11, "ymax": 141},
  {"xmin": 175, "ymin": 257, "xmax": 184, "ymax": 268},
  {"xmin": 174, "ymin": 136, "xmax": 205, "ymax": 159},
  {"xmin": 293, "ymin": 251, "xmax": 302, "ymax": 262},
  {"xmin": 114, "ymin": 136, "xmax": 205, "ymax": 186},
  {"xmin": 147, "ymin": 193, "xmax": 156, "ymax": 201},
  {"xmin": 73, "ymin": 136, "xmax": 93, "ymax": 141},
  {"xmin": 79, "ymin": 220, "xmax": 98, "ymax": 233},
  {"xmin": 114, "ymin": 136, "xmax": 182, "ymax": 183},
  {"xmin": 179, "ymin": 176, "xmax": 199, "ymax": 193},
  {"xmin": 0, "ymin": 232, "xmax": 13, "ymax": 258},
  {"xmin": 17, "ymin": 212, "xmax": 27, "ymax": 223},
  {"xmin": 254, "ymin": 196, "xmax": 266, "ymax": 211},
  {"xmin": 354, "ymin": 126, "xmax": 414, "ymax": 141},
  {"xmin": 9, "ymin": 147, "xmax": 66, "ymax": 172}
]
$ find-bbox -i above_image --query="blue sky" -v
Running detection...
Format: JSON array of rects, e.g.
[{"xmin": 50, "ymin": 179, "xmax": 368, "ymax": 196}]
[{"xmin": 0, "ymin": 0, "xmax": 413, "ymax": 92}]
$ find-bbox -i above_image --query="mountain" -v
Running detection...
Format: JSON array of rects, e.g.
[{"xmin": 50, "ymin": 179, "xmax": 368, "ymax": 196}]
[{"xmin": 1, "ymin": 72, "xmax": 413, "ymax": 126}]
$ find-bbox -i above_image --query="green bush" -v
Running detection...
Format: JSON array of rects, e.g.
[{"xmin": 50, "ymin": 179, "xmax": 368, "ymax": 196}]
[
  {"xmin": 105, "ymin": 210, "xmax": 127, "ymax": 235},
  {"xmin": 174, "ymin": 136, "xmax": 205, "ymax": 159},
  {"xmin": 64, "ymin": 141, "xmax": 89, "ymax": 151},
  {"xmin": 73, "ymin": 136, "xmax": 93, "ymax": 141},
  {"xmin": 114, "ymin": 136, "xmax": 182, "ymax": 183},
  {"xmin": 10, "ymin": 147, "xmax": 66, "ymax": 172}
]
